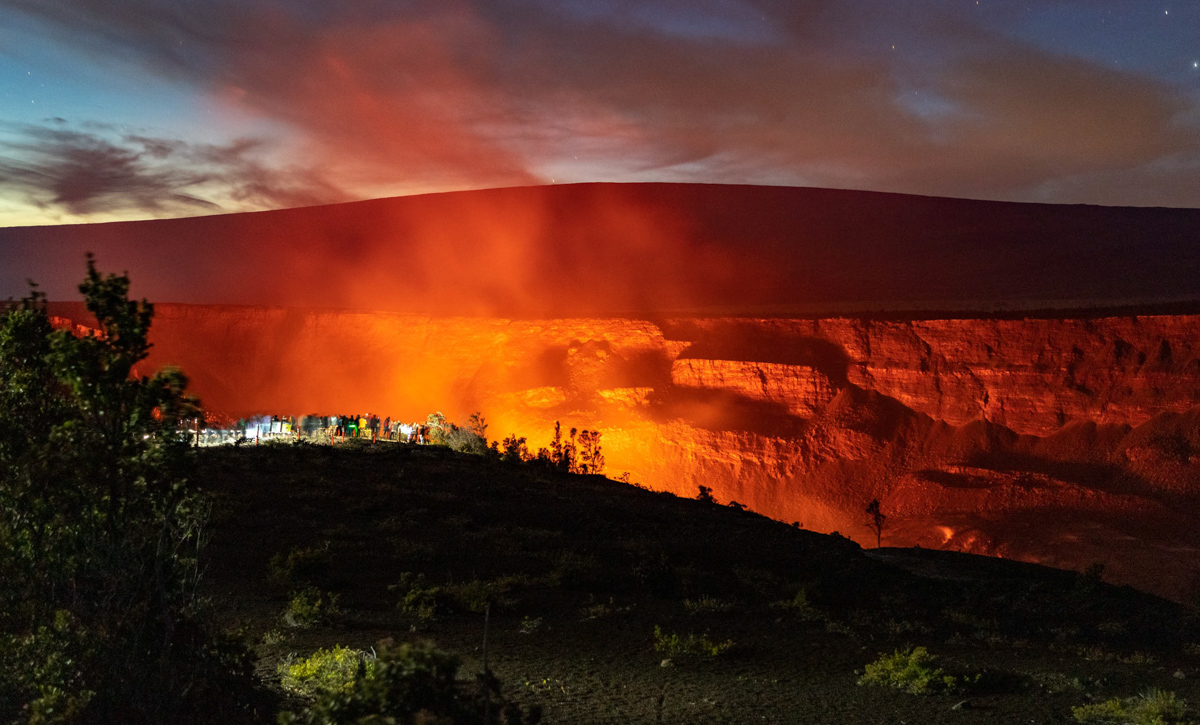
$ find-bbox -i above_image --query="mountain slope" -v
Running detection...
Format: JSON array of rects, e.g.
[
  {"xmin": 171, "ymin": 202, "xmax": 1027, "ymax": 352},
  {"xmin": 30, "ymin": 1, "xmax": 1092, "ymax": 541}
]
[{"xmin": 6, "ymin": 182, "xmax": 1200, "ymax": 315}]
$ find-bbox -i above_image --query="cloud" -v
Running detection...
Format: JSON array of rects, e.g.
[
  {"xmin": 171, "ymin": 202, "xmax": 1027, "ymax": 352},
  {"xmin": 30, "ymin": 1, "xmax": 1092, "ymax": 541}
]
[
  {"xmin": 0, "ymin": 123, "xmax": 215, "ymax": 216},
  {"xmin": 0, "ymin": 121, "xmax": 347, "ymax": 218},
  {"xmin": 4, "ymin": 0, "xmax": 1200, "ymax": 213},
  {"xmin": 2, "ymin": 0, "xmax": 545, "ymax": 198}
]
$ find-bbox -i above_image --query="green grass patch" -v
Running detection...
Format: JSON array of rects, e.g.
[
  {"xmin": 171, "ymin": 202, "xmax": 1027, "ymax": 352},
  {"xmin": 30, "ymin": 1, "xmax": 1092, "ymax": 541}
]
[
  {"xmin": 1072, "ymin": 689, "xmax": 1191, "ymax": 724},
  {"xmin": 652, "ymin": 626, "xmax": 734, "ymax": 659},
  {"xmin": 279, "ymin": 646, "xmax": 375, "ymax": 697},
  {"xmin": 857, "ymin": 647, "xmax": 974, "ymax": 695}
]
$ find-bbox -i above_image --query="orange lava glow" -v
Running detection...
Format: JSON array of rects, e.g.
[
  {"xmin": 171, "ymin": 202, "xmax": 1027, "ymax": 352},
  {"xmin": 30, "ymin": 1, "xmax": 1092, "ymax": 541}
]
[
  {"xmin": 41, "ymin": 302, "xmax": 1200, "ymax": 602},
  {"xmin": 16, "ymin": 184, "xmax": 1200, "ymax": 604},
  {"xmin": 13, "ymin": 182, "xmax": 1200, "ymax": 320}
]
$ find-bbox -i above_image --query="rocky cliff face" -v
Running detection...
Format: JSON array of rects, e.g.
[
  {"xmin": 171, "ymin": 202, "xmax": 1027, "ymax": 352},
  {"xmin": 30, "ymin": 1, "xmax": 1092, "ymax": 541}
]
[{"xmin": 52, "ymin": 303, "xmax": 1200, "ymax": 600}]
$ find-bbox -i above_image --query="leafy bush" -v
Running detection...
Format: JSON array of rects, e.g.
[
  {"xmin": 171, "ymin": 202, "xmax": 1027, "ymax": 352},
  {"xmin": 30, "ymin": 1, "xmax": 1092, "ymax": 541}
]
[
  {"xmin": 857, "ymin": 647, "xmax": 964, "ymax": 695},
  {"xmin": 1072, "ymin": 689, "xmax": 1190, "ymax": 724},
  {"xmin": 425, "ymin": 413, "xmax": 450, "ymax": 446},
  {"xmin": 278, "ymin": 639, "xmax": 540, "ymax": 725},
  {"xmin": 0, "ymin": 261, "xmax": 259, "ymax": 723},
  {"xmin": 447, "ymin": 427, "xmax": 489, "ymax": 455},
  {"xmin": 279, "ymin": 646, "xmax": 375, "ymax": 698},
  {"xmin": 283, "ymin": 587, "xmax": 341, "ymax": 629},
  {"xmin": 392, "ymin": 573, "xmax": 444, "ymax": 620},
  {"xmin": 426, "ymin": 412, "xmax": 493, "ymax": 454},
  {"xmin": 652, "ymin": 626, "xmax": 733, "ymax": 659}
]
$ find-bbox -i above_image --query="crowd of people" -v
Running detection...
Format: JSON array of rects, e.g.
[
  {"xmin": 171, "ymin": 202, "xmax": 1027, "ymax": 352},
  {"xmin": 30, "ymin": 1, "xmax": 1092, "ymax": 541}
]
[{"xmin": 195, "ymin": 414, "xmax": 436, "ymax": 446}]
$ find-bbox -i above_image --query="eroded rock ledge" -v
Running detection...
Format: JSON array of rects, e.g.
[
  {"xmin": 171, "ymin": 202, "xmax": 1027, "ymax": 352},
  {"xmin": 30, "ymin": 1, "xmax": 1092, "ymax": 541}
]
[{"xmin": 52, "ymin": 303, "xmax": 1200, "ymax": 599}]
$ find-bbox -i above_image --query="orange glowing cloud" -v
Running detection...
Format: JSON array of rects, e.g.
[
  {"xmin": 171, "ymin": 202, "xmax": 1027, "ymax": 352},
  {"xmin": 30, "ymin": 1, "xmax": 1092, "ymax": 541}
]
[
  {"xmin": 5, "ymin": 183, "xmax": 1200, "ymax": 318},
  {"xmin": 209, "ymin": 4, "xmax": 540, "ymax": 195},
  {"xmin": 6, "ymin": 0, "xmax": 1200, "ymax": 223}
]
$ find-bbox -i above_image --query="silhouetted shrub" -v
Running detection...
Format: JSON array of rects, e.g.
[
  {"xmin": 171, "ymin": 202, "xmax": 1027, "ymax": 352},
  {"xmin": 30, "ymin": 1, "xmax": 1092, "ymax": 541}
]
[
  {"xmin": 499, "ymin": 434, "xmax": 530, "ymax": 463},
  {"xmin": 499, "ymin": 422, "xmax": 604, "ymax": 474}
]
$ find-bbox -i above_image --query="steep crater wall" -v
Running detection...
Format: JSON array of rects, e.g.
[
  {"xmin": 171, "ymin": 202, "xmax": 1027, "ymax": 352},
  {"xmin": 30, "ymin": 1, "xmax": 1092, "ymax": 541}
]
[{"xmin": 52, "ymin": 304, "xmax": 1200, "ymax": 599}]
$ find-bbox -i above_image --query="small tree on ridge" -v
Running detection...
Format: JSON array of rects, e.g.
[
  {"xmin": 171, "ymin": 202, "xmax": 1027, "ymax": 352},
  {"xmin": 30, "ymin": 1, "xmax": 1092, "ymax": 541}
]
[{"xmin": 866, "ymin": 498, "xmax": 887, "ymax": 548}]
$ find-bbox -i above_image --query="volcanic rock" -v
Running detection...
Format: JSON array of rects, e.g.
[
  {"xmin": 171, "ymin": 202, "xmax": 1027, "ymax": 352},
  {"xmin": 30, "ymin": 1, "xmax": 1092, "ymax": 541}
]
[{"xmin": 44, "ymin": 303, "xmax": 1200, "ymax": 600}]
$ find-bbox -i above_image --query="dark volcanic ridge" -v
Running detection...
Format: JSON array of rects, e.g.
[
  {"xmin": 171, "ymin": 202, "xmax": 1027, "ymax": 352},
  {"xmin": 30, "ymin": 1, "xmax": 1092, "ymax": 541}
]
[{"xmin": 203, "ymin": 443, "xmax": 1200, "ymax": 725}]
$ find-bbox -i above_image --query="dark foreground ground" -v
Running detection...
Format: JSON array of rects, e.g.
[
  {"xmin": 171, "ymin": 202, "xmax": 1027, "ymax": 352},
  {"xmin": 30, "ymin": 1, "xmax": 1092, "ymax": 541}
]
[{"xmin": 197, "ymin": 442, "xmax": 1200, "ymax": 724}]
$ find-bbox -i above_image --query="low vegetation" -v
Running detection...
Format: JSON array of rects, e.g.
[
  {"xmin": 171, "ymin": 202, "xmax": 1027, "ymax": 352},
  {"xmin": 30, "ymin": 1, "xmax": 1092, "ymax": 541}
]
[
  {"xmin": 857, "ymin": 647, "xmax": 969, "ymax": 695},
  {"xmin": 278, "ymin": 646, "xmax": 374, "ymax": 698},
  {"xmin": 278, "ymin": 640, "xmax": 540, "ymax": 725},
  {"xmin": 652, "ymin": 626, "xmax": 735, "ymax": 660},
  {"xmin": 282, "ymin": 586, "xmax": 341, "ymax": 629},
  {"xmin": 1072, "ymin": 688, "xmax": 1192, "ymax": 724},
  {"xmin": 193, "ymin": 440, "xmax": 1200, "ymax": 722}
]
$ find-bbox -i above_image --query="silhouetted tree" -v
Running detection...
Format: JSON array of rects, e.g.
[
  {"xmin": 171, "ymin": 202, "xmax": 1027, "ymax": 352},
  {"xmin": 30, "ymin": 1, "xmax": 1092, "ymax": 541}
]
[
  {"xmin": 576, "ymin": 429, "xmax": 604, "ymax": 475},
  {"xmin": 498, "ymin": 434, "xmax": 530, "ymax": 463},
  {"xmin": 865, "ymin": 498, "xmax": 887, "ymax": 548},
  {"xmin": 0, "ymin": 257, "xmax": 258, "ymax": 723},
  {"xmin": 467, "ymin": 412, "xmax": 488, "ymax": 439}
]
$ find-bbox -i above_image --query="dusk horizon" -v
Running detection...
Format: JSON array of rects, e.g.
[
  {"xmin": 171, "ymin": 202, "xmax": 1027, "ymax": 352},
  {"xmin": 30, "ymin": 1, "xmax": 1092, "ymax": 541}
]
[{"xmin": 4, "ymin": 1, "xmax": 1200, "ymax": 227}]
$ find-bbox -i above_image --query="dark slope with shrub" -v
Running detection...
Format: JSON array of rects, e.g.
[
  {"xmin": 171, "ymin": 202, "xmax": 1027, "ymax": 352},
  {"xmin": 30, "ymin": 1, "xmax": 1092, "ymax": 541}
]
[{"xmin": 198, "ymin": 442, "xmax": 1200, "ymax": 724}]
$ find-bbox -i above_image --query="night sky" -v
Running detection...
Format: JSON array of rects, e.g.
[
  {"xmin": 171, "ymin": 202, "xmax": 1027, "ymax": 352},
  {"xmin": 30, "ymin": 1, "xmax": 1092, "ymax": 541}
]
[{"xmin": 2, "ymin": 0, "xmax": 1199, "ymax": 227}]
